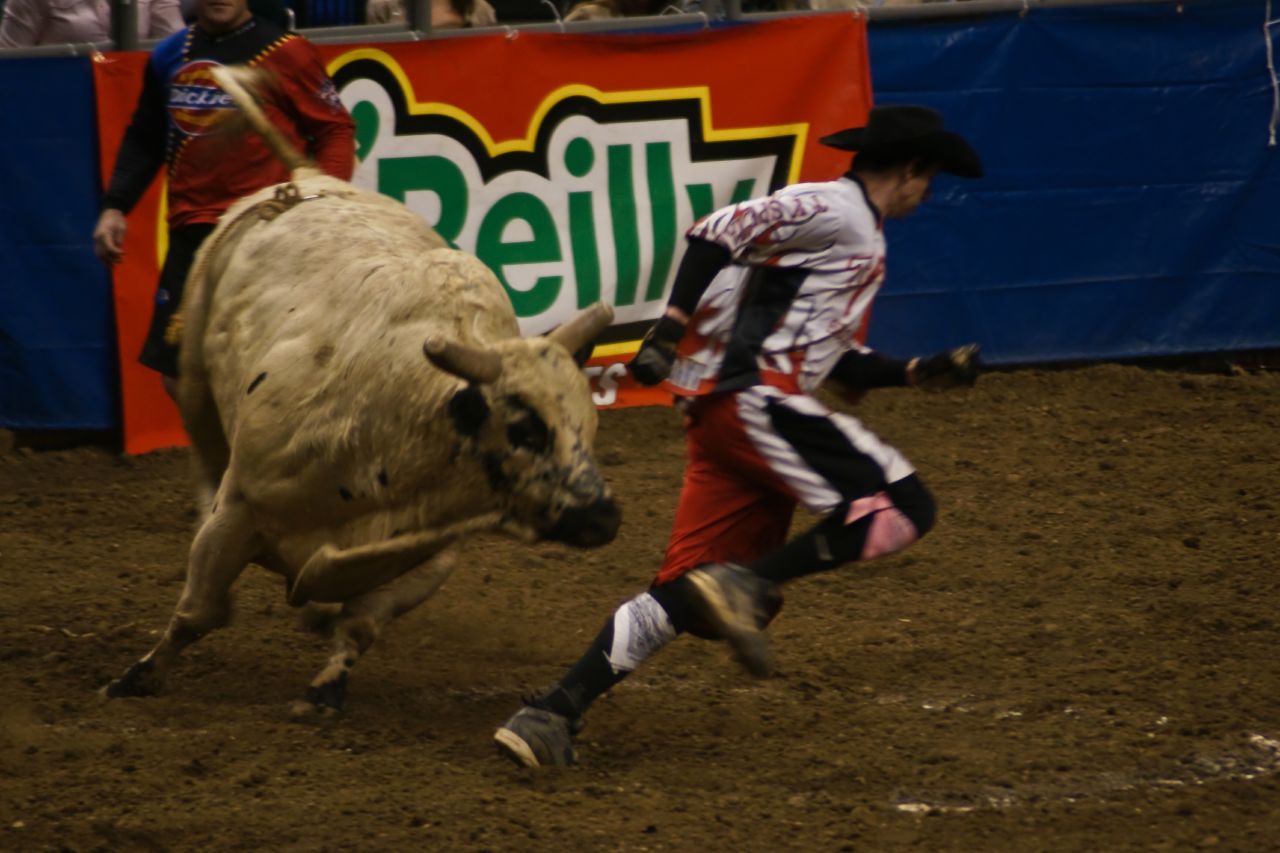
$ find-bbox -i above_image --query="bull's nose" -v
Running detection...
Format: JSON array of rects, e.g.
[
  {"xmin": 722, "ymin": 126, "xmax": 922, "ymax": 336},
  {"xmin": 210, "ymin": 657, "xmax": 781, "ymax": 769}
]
[{"xmin": 547, "ymin": 497, "xmax": 621, "ymax": 548}]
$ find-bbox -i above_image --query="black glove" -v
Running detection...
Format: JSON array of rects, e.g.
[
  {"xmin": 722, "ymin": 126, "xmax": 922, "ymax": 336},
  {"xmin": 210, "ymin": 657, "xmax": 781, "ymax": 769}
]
[
  {"xmin": 628, "ymin": 315, "xmax": 687, "ymax": 386},
  {"xmin": 909, "ymin": 344, "xmax": 981, "ymax": 390}
]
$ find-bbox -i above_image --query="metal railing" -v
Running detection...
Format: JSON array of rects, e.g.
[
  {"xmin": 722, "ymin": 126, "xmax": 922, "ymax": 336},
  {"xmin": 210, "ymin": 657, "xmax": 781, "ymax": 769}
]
[{"xmin": 0, "ymin": 0, "xmax": 1187, "ymax": 57}]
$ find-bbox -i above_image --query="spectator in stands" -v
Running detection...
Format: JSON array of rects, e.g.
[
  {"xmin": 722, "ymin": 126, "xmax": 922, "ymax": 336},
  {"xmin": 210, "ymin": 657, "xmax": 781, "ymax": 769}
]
[
  {"xmin": 92, "ymin": 0, "xmax": 355, "ymax": 399},
  {"xmin": 366, "ymin": 0, "xmax": 497, "ymax": 27},
  {"xmin": 181, "ymin": 0, "xmax": 292, "ymax": 26},
  {"xmin": 563, "ymin": 0, "xmax": 668, "ymax": 21},
  {"xmin": 0, "ymin": 0, "xmax": 183, "ymax": 48}
]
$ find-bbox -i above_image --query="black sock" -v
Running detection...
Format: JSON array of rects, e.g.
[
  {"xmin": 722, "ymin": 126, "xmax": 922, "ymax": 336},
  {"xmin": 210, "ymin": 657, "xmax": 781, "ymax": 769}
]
[
  {"xmin": 533, "ymin": 619, "xmax": 631, "ymax": 719},
  {"xmin": 749, "ymin": 517, "xmax": 860, "ymax": 584},
  {"xmin": 533, "ymin": 592, "xmax": 681, "ymax": 719}
]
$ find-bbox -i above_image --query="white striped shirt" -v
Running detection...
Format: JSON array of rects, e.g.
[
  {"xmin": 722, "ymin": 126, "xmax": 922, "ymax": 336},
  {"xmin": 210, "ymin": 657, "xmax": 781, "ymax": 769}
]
[{"xmin": 666, "ymin": 176, "xmax": 886, "ymax": 396}]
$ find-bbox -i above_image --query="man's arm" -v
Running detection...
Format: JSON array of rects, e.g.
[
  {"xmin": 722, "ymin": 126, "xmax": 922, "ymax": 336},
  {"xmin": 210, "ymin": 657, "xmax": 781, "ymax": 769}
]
[
  {"xmin": 628, "ymin": 237, "xmax": 731, "ymax": 386},
  {"xmin": 275, "ymin": 38, "xmax": 356, "ymax": 180},
  {"xmin": 0, "ymin": 0, "xmax": 45, "ymax": 48},
  {"xmin": 827, "ymin": 344, "xmax": 982, "ymax": 395},
  {"xmin": 101, "ymin": 59, "xmax": 169, "ymax": 216},
  {"xmin": 95, "ymin": 58, "xmax": 169, "ymax": 264}
]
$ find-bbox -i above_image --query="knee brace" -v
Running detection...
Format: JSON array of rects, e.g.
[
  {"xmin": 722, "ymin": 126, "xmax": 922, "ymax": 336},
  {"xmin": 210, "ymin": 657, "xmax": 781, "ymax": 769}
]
[
  {"xmin": 816, "ymin": 474, "xmax": 935, "ymax": 564},
  {"xmin": 886, "ymin": 473, "xmax": 936, "ymax": 538}
]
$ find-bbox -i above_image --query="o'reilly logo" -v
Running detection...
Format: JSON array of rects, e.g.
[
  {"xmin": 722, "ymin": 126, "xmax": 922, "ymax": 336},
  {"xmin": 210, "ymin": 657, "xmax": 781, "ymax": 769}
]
[{"xmin": 330, "ymin": 51, "xmax": 805, "ymax": 335}]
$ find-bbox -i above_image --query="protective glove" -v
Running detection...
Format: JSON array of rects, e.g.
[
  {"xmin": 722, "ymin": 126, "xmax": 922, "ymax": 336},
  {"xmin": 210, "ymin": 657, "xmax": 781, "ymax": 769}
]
[
  {"xmin": 628, "ymin": 315, "xmax": 687, "ymax": 386},
  {"xmin": 908, "ymin": 343, "xmax": 981, "ymax": 390}
]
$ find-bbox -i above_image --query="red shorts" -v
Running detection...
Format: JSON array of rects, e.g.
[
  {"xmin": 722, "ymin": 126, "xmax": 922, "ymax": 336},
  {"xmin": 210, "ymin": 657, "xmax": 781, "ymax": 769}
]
[{"xmin": 654, "ymin": 386, "xmax": 913, "ymax": 585}]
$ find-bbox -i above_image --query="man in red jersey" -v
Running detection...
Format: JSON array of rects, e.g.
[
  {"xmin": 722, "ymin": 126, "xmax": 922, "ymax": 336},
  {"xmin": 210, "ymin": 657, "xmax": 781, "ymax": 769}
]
[{"xmin": 93, "ymin": 0, "xmax": 355, "ymax": 397}]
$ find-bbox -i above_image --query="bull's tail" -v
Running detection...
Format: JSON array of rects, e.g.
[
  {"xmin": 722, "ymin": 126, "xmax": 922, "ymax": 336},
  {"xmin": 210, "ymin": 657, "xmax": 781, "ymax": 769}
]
[{"xmin": 210, "ymin": 65, "xmax": 318, "ymax": 177}]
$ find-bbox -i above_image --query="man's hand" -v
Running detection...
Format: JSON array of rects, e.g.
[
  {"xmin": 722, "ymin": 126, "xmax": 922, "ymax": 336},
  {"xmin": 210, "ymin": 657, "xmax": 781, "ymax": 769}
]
[
  {"xmin": 93, "ymin": 209, "xmax": 128, "ymax": 265},
  {"xmin": 628, "ymin": 313, "xmax": 688, "ymax": 386},
  {"xmin": 908, "ymin": 344, "xmax": 981, "ymax": 390}
]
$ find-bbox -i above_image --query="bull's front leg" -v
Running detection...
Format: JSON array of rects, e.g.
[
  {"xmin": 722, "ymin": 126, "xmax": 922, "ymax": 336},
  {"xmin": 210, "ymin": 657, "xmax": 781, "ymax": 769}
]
[
  {"xmin": 103, "ymin": 484, "xmax": 261, "ymax": 698},
  {"xmin": 291, "ymin": 551, "xmax": 459, "ymax": 717}
]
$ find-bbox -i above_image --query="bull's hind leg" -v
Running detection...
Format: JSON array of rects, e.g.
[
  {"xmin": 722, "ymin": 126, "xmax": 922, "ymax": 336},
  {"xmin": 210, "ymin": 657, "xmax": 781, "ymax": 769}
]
[
  {"xmin": 292, "ymin": 551, "xmax": 458, "ymax": 716},
  {"xmin": 104, "ymin": 483, "xmax": 261, "ymax": 698}
]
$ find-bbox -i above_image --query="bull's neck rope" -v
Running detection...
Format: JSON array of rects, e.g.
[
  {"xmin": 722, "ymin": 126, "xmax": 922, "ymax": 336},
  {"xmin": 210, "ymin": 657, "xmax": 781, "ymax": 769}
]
[{"xmin": 163, "ymin": 183, "xmax": 351, "ymax": 346}]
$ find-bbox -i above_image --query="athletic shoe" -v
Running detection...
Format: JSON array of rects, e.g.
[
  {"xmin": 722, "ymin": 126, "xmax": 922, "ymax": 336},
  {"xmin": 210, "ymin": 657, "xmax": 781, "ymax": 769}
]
[
  {"xmin": 684, "ymin": 562, "xmax": 777, "ymax": 677},
  {"xmin": 494, "ymin": 706, "xmax": 577, "ymax": 768}
]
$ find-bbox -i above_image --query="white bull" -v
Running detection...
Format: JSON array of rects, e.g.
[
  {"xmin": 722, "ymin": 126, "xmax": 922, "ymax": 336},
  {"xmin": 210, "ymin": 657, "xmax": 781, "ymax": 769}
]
[{"xmin": 104, "ymin": 68, "xmax": 620, "ymax": 713}]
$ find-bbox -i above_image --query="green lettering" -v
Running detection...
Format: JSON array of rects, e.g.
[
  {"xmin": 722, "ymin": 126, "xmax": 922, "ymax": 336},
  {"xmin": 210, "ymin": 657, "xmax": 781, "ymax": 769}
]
[
  {"xmin": 685, "ymin": 178, "xmax": 756, "ymax": 222},
  {"xmin": 644, "ymin": 142, "xmax": 676, "ymax": 302},
  {"xmin": 351, "ymin": 101, "xmax": 379, "ymax": 163},
  {"xmin": 378, "ymin": 156, "xmax": 468, "ymax": 247},
  {"xmin": 565, "ymin": 138, "xmax": 600, "ymax": 309},
  {"xmin": 568, "ymin": 192, "xmax": 601, "ymax": 309},
  {"xmin": 608, "ymin": 144, "xmax": 640, "ymax": 306},
  {"xmin": 475, "ymin": 192, "xmax": 563, "ymax": 317}
]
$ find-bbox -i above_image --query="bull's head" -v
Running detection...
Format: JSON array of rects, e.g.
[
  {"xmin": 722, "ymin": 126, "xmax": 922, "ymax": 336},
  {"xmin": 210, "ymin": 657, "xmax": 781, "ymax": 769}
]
[{"xmin": 423, "ymin": 303, "xmax": 621, "ymax": 548}]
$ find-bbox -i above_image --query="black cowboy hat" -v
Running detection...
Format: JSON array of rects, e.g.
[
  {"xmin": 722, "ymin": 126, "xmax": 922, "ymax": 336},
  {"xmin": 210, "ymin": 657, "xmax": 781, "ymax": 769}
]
[{"xmin": 820, "ymin": 105, "xmax": 983, "ymax": 178}]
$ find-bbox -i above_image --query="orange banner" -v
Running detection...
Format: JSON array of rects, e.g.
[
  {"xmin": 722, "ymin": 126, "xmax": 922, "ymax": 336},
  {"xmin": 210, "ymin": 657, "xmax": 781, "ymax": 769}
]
[{"xmin": 92, "ymin": 15, "xmax": 871, "ymax": 453}]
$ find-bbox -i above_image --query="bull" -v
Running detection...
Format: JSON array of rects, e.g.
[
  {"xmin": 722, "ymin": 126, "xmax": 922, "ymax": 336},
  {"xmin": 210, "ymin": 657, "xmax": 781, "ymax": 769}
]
[{"xmin": 103, "ymin": 66, "xmax": 621, "ymax": 714}]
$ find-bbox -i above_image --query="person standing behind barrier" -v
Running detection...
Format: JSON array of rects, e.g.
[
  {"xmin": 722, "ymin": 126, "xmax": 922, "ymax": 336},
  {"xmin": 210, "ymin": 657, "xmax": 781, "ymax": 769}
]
[
  {"xmin": 494, "ymin": 105, "xmax": 984, "ymax": 768},
  {"xmin": 365, "ymin": 0, "xmax": 497, "ymax": 28},
  {"xmin": 180, "ymin": 0, "xmax": 292, "ymax": 26},
  {"xmin": 0, "ymin": 0, "xmax": 183, "ymax": 48},
  {"xmin": 92, "ymin": 0, "xmax": 355, "ymax": 399}
]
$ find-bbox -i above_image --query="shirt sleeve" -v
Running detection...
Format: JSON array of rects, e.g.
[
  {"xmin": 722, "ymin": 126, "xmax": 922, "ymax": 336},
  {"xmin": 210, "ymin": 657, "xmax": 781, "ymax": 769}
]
[
  {"xmin": 0, "ymin": 0, "xmax": 46, "ymax": 48},
  {"xmin": 147, "ymin": 0, "xmax": 186, "ymax": 38},
  {"xmin": 826, "ymin": 346, "xmax": 910, "ymax": 390},
  {"xmin": 687, "ymin": 185, "xmax": 843, "ymax": 268},
  {"xmin": 101, "ymin": 56, "xmax": 169, "ymax": 214},
  {"xmin": 272, "ymin": 38, "xmax": 357, "ymax": 181}
]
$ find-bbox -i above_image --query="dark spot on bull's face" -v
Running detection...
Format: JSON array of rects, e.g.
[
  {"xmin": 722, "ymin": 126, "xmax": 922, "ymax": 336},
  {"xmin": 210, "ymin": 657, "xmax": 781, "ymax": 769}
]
[
  {"xmin": 314, "ymin": 344, "xmax": 335, "ymax": 367},
  {"xmin": 507, "ymin": 412, "xmax": 551, "ymax": 454},
  {"xmin": 481, "ymin": 453, "xmax": 508, "ymax": 491},
  {"xmin": 502, "ymin": 395, "xmax": 553, "ymax": 455},
  {"xmin": 338, "ymin": 486, "xmax": 354, "ymax": 501},
  {"xmin": 447, "ymin": 386, "xmax": 490, "ymax": 437},
  {"xmin": 247, "ymin": 372, "xmax": 267, "ymax": 395},
  {"xmin": 377, "ymin": 469, "xmax": 388, "ymax": 487}
]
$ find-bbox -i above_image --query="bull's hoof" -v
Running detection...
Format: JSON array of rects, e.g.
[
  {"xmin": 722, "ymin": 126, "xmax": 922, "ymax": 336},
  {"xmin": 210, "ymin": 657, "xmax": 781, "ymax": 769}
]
[
  {"xmin": 101, "ymin": 659, "xmax": 160, "ymax": 699},
  {"xmin": 288, "ymin": 699, "xmax": 339, "ymax": 720},
  {"xmin": 290, "ymin": 673, "xmax": 347, "ymax": 719}
]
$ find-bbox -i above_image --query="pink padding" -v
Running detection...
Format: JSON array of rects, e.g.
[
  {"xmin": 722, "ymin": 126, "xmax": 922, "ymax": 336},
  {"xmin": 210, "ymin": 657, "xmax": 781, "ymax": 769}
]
[{"xmin": 845, "ymin": 492, "xmax": 919, "ymax": 561}]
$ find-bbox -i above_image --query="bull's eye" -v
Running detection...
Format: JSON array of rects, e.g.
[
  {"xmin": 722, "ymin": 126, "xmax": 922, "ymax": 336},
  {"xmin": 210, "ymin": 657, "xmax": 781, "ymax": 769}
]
[{"xmin": 507, "ymin": 415, "xmax": 551, "ymax": 454}]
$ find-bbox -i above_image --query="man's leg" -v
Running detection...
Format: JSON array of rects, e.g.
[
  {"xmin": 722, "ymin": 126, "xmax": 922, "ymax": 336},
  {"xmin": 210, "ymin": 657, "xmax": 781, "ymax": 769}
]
[
  {"xmin": 138, "ymin": 224, "xmax": 216, "ymax": 394},
  {"xmin": 684, "ymin": 388, "xmax": 935, "ymax": 674},
  {"xmin": 495, "ymin": 408, "xmax": 790, "ymax": 767}
]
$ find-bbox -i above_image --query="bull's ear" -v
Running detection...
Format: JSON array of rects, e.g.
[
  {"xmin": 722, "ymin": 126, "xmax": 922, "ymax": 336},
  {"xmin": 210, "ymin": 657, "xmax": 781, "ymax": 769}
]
[{"xmin": 447, "ymin": 386, "xmax": 490, "ymax": 437}]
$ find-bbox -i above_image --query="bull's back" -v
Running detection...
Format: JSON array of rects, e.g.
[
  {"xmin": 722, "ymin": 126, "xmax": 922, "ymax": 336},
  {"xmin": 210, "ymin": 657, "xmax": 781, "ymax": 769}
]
[
  {"xmin": 201, "ymin": 176, "xmax": 516, "ymax": 406},
  {"xmin": 194, "ymin": 176, "xmax": 522, "ymax": 530}
]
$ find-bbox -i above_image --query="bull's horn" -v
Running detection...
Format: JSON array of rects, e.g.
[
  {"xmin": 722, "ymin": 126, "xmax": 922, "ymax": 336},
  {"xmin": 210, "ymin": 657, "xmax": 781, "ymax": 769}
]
[
  {"xmin": 423, "ymin": 337, "xmax": 502, "ymax": 384},
  {"xmin": 547, "ymin": 302, "xmax": 615, "ymax": 357}
]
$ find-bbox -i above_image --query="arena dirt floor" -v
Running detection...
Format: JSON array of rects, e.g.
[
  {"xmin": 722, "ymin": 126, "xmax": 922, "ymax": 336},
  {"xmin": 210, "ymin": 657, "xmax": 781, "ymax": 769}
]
[{"xmin": 2, "ymin": 363, "xmax": 1279, "ymax": 852}]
